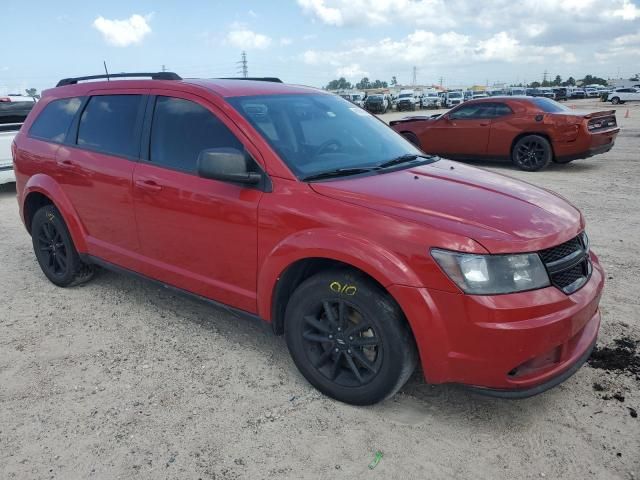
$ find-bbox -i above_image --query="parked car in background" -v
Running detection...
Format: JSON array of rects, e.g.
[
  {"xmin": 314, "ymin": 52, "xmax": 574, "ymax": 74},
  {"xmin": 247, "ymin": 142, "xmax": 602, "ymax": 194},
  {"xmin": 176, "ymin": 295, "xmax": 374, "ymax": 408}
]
[
  {"xmin": 364, "ymin": 94, "xmax": 388, "ymax": 113},
  {"xmin": 396, "ymin": 90, "xmax": 421, "ymax": 111},
  {"xmin": 420, "ymin": 92, "xmax": 440, "ymax": 109},
  {"xmin": 526, "ymin": 88, "xmax": 543, "ymax": 97},
  {"xmin": 584, "ymin": 88, "xmax": 599, "ymax": 98},
  {"xmin": 472, "ymin": 92, "xmax": 489, "ymax": 99},
  {"xmin": 390, "ymin": 96, "xmax": 619, "ymax": 171},
  {"xmin": 609, "ymin": 87, "xmax": 640, "ymax": 104},
  {"xmin": 570, "ymin": 89, "xmax": 586, "ymax": 99},
  {"xmin": 13, "ymin": 73, "xmax": 605, "ymax": 404},
  {"xmin": 553, "ymin": 87, "xmax": 569, "ymax": 101},
  {"xmin": 507, "ymin": 87, "xmax": 526, "ymax": 96},
  {"xmin": 444, "ymin": 90, "xmax": 464, "ymax": 108},
  {"xmin": 0, "ymin": 98, "xmax": 36, "ymax": 184}
]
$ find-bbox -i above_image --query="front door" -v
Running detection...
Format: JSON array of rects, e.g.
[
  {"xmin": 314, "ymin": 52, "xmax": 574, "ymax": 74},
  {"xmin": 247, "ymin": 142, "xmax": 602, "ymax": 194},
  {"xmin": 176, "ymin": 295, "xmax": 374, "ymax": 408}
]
[
  {"xmin": 424, "ymin": 103, "xmax": 496, "ymax": 157},
  {"xmin": 132, "ymin": 92, "xmax": 263, "ymax": 312}
]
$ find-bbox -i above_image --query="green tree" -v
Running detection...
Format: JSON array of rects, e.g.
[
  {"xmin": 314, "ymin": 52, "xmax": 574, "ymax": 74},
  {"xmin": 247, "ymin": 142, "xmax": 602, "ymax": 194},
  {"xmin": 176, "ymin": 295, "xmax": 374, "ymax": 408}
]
[
  {"xmin": 580, "ymin": 74, "xmax": 608, "ymax": 86},
  {"xmin": 25, "ymin": 88, "xmax": 40, "ymax": 99},
  {"xmin": 371, "ymin": 79, "xmax": 388, "ymax": 88},
  {"xmin": 553, "ymin": 75, "xmax": 562, "ymax": 86},
  {"xmin": 355, "ymin": 77, "xmax": 371, "ymax": 89},
  {"xmin": 325, "ymin": 77, "xmax": 352, "ymax": 90},
  {"xmin": 529, "ymin": 81, "xmax": 541, "ymax": 88},
  {"xmin": 390, "ymin": 76, "xmax": 398, "ymax": 86},
  {"xmin": 562, "ymin": 76, "xmax": 576, "ymax": 86}
]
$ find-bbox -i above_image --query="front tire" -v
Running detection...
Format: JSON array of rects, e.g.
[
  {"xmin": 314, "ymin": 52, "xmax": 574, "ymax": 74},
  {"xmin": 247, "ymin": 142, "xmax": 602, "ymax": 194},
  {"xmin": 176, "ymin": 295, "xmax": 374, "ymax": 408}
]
[
  {"xmin": 512, "ymin": 135, "xmax": 552, "ymax": 171},
  {"xmin": 284, "ymin": 269, "xmax": 417, "ymax": 405},
  {"xmin": 611, "ymin": 97, "xmax": 621, "ymax": 105},
  {"xmin": 31, "ymin": 205, "xmax": 94, "ymax": 287}
]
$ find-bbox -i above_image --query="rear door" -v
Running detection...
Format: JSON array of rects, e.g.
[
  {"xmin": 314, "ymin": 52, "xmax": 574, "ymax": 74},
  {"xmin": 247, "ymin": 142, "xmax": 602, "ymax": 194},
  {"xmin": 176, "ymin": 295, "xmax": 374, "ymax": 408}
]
[
  {"xmin": 55, "ymin": 89, "xmax": 147, "ymax": 266},
  {"xmin": 424, "ymin": 103, "xmax": 495, "ymax": 156},
  {"xmin": 132, "ymin": 91, "xmax": 263, "ymax": 312}
]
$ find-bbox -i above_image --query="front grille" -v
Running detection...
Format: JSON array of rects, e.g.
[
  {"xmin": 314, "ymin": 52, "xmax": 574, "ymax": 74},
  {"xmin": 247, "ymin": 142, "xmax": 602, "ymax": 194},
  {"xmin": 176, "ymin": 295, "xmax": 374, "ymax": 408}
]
[{"xmin": 538, "ymin": 234, "xmax": 591, "ymax": 294}]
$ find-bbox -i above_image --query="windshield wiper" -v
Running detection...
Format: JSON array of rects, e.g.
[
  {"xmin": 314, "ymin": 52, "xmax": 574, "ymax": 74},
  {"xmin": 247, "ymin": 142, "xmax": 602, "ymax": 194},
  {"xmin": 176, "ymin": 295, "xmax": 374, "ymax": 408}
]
[
  {"xmin": 377, "ymin": 153, "xmax": 434, "ymax": 169},
  {"xmin": 302, "ymin": 167, "xmax": 379, "ymax": 182}
]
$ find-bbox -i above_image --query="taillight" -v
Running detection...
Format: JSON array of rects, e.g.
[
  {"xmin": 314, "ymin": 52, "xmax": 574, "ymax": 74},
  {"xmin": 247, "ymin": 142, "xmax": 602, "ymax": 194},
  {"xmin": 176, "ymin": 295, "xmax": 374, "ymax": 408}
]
[
  {"xmin": 588, "ymin": 117, "xmax": 617, "ymax": 131},
  {"xmin": 0, "ymin": 97, "xmax": 10, "ymax": 102}
]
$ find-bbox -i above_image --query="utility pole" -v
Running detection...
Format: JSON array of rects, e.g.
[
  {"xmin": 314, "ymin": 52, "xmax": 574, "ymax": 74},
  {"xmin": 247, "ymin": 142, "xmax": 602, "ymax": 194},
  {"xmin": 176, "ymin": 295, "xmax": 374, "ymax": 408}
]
[
  {"xmin": 161, "ymin": 64, "xmax": 167, "ymax": 72},
  {"xmin": 237, "ymin": 51, "xmax": 248, "ymax": 78},
  {"xmin": 439, "ymin": 76, "xmax": 443, "ymax": 87},
  {"xmin": 543, "ymin": 69, "xmax": 548, "ymax": 85}
]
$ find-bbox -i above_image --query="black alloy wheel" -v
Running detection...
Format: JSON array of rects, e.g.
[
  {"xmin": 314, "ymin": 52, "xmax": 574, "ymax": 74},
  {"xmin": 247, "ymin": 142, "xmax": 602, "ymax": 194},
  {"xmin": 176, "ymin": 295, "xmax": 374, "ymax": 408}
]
[
  {"xmin": 302, "ymin": 299, "xmax": 382, "ymax": 387},
  {"xmin": 512, "ymin": 135, "xmax": 552, "ymax": 171},
  {"xmin": 31, "ymin": 205, "xmax": 94, "ymax": 287},
  {"xmin": 284, "ymin": 269, "xmax": 417, "ymax": 405}
]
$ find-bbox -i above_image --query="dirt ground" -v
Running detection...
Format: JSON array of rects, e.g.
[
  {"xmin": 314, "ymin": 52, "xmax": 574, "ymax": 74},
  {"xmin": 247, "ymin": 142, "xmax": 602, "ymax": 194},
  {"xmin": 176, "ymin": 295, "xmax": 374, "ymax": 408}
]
[{"xmin": 1, "ymin": 99, "xmax": 639, "ymax": 480}]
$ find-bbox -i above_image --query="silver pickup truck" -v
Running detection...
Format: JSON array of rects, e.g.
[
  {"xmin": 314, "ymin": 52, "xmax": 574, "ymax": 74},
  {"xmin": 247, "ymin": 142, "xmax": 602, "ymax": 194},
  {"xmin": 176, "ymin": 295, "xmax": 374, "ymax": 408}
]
[{"xmin": 1, "ymin": 97, "xmax": 36, "ymax": 184}]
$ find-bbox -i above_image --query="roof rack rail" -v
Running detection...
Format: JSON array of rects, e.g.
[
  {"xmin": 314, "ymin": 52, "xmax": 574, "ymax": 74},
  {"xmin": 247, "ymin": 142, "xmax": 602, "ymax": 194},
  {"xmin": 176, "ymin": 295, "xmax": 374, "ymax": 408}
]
[
  {"xmin": 56, "ymin": 72, "xmax": 182, "ymax": 87},
  {"xmin": 218, "ymin": 77, "xmax": 283, "ymax": 83}
]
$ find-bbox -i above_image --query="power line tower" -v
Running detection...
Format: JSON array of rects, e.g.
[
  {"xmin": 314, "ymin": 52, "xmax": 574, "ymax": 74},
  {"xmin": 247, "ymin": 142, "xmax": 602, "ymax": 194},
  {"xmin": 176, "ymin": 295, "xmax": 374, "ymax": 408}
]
[
  {"xmin": 543, "ymin": 69, "xmax": 548, "ymax": 85},
  {"xmin": 161, "ymin": 64, "xmax": 167, "ymax": 72},
  {"xmin": 412, "ymin": 66, "xmax": 417, "ymax": 86},
  {"xmin": 237, "ymin": 51, "xmax": 248, "ymax": 78}
]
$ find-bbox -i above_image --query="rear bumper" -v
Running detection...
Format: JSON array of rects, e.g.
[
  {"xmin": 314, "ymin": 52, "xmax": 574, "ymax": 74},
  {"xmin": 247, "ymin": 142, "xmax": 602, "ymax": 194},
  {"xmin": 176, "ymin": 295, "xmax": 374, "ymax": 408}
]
[
  {"xmin": 389, "ymin": 253, "xmax": 604, "ymax": 394},
  {"xmin": 555, "ymin": 128, "xmax": 619, "ymax": 162}
]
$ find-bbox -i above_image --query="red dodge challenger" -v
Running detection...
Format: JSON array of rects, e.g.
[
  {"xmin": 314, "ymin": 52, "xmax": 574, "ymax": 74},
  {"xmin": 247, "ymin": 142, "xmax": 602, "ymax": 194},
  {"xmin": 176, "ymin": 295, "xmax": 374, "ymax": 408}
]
[{"xmin": 390, "ymin": 96, "xmax": 619, "ymax": 171}]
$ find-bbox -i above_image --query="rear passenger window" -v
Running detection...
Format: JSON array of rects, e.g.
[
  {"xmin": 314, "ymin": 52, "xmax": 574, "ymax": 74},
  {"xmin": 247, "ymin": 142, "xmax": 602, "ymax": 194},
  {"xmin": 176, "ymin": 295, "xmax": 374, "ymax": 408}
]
[
  {"xmin": 29, "ymin": 97, "xmax": 82, "ymax": 143},
  {"xmin": 77, "ymin": 95, "xmax": 144, "ymax": 158},
  {"xmin": 150, "ymin": 96, "xmax": 243, "ymax": 173}
]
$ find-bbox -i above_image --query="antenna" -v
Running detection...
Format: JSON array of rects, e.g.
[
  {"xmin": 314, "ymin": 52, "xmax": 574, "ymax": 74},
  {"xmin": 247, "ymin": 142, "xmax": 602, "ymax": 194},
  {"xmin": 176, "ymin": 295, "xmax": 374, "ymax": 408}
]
[{"xmin": 103, "ymin": 61, "xmax": 110, "ymax": 82}]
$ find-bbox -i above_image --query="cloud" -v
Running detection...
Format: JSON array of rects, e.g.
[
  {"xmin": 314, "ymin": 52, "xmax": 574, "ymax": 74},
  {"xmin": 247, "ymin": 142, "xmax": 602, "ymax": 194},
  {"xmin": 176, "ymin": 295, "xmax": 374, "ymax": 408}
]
[
  {"xmin": 609, "ymin": 0, "xmax": 640, "ymax": 20},
  {"xmin": 280, "ymin": 37, "xmax": 293, "ymax": 46},
  {"xmin": 226, "ymin": 26, "xmax": 272, "ymax": 49},
  {"xmin": 93, "ymin": 14, "xmax": 152, "ymax": 47},
  {"xmin": 336, "ymin": 63, "xmax": 368, "ymax": 78},
  {"xmin": 297, "ymin": 0, "xmax": 453, "ymax": 28}
]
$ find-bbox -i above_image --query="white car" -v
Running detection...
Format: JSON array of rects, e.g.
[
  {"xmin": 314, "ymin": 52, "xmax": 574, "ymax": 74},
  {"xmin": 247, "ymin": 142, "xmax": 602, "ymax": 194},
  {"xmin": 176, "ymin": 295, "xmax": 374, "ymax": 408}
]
[
  {"xmin": 396, "ymin": 90, "xmax": 421, "ymax": 111},
  {"xmin": 444, "ymin": 91, "xmax": 464, "ymax": 108},
  {"xmin": 0, "ymin": 98, "xmax": 36, "ymax": 184},
  {"xmin": 420, "ymin": 92, "xmax": 440, "ymax": 109},
  {"xmin": 609, "ymin": 87, "xmax": 640, "ymax": 105}
]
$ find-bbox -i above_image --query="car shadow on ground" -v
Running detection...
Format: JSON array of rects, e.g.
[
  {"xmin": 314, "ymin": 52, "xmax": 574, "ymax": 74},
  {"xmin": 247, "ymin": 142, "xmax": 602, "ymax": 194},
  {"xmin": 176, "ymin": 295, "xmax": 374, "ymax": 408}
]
[
  {"xmin": 456, "ymin": 158, "xmax": 603, "ymax": 174},
  {"xmin": 87, "ymin": 266, "xmax": 559, "ymax": 430}
]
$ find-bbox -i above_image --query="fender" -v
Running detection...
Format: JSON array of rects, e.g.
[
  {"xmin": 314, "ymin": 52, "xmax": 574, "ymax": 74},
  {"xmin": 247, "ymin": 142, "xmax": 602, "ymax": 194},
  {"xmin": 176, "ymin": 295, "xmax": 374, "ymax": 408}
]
[
  {"xmin": 256, "ymin": 228, "xmax": 424, "ymax": 321},
  {"xmin": 22, "ymin": 174, "xmax": 88, "ymax": 252}
]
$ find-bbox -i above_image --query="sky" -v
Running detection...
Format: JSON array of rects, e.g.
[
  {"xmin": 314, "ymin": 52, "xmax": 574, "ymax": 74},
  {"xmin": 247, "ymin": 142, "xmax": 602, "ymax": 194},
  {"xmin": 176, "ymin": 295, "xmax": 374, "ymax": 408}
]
[{"xmin": 1, "ymin": 0, "xmax": 639, "ymax": 95}]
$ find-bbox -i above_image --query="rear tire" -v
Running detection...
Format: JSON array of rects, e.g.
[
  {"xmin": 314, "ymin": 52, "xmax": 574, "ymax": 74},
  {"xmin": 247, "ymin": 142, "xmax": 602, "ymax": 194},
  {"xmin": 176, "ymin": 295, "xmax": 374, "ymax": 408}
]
[
  {"xmin": 611, "ymin": 97, "xmax": 620, "ymax": 105},
  {"xmin": 284, "ymin": 269, "xmax": 417, "ymax": 405},
  {"xmin": 511, "ymin": 135, "xmax": 552, "ymax": 171},
  {"xmin": 31, "ymin": 205, "xmax": 94, "ymax": 287}
]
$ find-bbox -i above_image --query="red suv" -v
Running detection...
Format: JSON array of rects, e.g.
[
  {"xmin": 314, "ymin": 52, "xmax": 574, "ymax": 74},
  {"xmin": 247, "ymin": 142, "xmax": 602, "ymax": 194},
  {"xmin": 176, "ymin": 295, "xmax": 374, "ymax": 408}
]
[{"xmin": 13, "ymin": 73, "xmax": 604, "ymax": 405}]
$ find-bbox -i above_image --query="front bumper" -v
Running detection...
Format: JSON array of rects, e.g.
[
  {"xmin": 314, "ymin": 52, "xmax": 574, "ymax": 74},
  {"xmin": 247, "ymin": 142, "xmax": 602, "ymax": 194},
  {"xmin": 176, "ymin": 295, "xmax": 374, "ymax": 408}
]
[{"xmin": 389, "ymin": 253, "xmax": 604, "ymax": 394}]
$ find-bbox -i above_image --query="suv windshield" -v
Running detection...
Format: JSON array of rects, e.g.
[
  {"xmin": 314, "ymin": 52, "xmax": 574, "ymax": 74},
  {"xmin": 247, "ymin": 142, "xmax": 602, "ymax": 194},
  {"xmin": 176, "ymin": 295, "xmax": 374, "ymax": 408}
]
[
  {"xmin": 448, "ymin": 92, "xmax": 462, "ymax": 98},
  {"xmin": 399, "ymin": 93, "xmax": 412, "ymax": 98},
  {"xmin": 530, "ymin": 97, "xmax": 570, "ymax": 113},
  {"xmin": 229, "ymin": 94, "xmax": 426, "ymax": 179}
]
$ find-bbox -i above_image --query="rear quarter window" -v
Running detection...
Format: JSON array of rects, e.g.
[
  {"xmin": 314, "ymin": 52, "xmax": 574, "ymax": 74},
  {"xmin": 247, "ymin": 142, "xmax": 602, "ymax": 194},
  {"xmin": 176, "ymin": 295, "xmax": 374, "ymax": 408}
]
[
  {"xmin": 77, "ymin": 95, "xmax": 144, "ymax": 158},
  {"xmin": 29, "ymin": 97, "xmax": 82, "ymax": 142}
]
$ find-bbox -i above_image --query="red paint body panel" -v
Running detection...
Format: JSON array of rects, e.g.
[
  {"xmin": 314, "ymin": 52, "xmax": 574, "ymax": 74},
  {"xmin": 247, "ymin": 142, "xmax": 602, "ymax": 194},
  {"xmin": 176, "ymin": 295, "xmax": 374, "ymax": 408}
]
[
  {"xmin": 392, "ymin": 97, "xmax": 619, "ymax": 162},
  {"xmin": 13, "ymin": 79, "xmax": 605, "ymax": 393}
]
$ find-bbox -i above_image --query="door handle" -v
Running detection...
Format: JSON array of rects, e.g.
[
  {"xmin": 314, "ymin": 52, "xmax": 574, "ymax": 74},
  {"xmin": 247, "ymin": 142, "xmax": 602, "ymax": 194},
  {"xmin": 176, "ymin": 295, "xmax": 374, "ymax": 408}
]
[
  {"xmin": 135, "ymin": 179, "xmax": 163, "ymax": 192},
  {"xmin": 57, "ymin": 159, "xmax": 75, "ymax": 168}
]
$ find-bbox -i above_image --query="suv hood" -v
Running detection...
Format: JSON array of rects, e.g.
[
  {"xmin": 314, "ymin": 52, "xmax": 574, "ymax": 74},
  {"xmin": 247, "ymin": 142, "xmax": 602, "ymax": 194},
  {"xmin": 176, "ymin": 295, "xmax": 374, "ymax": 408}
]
[{"xmin": 310, "ymin": 160, "xmax": 583, "ymax": 254}]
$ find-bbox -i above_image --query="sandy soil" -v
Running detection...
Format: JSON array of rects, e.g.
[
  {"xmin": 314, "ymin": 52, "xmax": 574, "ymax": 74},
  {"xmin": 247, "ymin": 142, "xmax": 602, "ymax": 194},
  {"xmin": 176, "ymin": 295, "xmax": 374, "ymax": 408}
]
[{"xmin": 1, "ymin": 99, "xmax": 639, "ymax": 480}]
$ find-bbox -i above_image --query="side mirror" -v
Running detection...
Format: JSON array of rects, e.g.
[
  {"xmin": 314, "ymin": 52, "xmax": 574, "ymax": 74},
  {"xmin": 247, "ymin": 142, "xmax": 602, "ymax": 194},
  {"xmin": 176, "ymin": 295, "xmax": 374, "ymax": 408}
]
[{"xmin": 197, "ymin": 148, "xmax": 262, "ymax": 185}]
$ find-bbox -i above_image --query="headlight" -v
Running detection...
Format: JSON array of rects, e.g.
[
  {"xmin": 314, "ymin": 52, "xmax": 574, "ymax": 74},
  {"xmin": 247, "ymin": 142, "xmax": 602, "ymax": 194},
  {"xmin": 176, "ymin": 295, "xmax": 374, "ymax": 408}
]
[{"xmin": 431, "ymin": 249, "xmax": 550, "ymax": 295}]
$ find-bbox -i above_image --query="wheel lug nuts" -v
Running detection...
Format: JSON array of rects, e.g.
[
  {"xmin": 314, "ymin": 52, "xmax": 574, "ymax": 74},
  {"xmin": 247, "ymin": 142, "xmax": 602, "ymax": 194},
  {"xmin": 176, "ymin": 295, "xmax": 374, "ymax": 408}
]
[
  {"xmin": 347, "ymin": 349, "xmax": 352, "ymax": 354},
  {"xmin": 334, "ymin": 348, "xmax": 339, "ymax": 353},
  {"xmin": 337, "ymin": 327, "xmax": 341, "ymax": 332},
  {"xmin": 328, "ymin": 335, "xmax": 333, "ymax": 339},
  {"xmin": 349, "ymin": 336, "xmax": 353, "ymax": 341}
]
